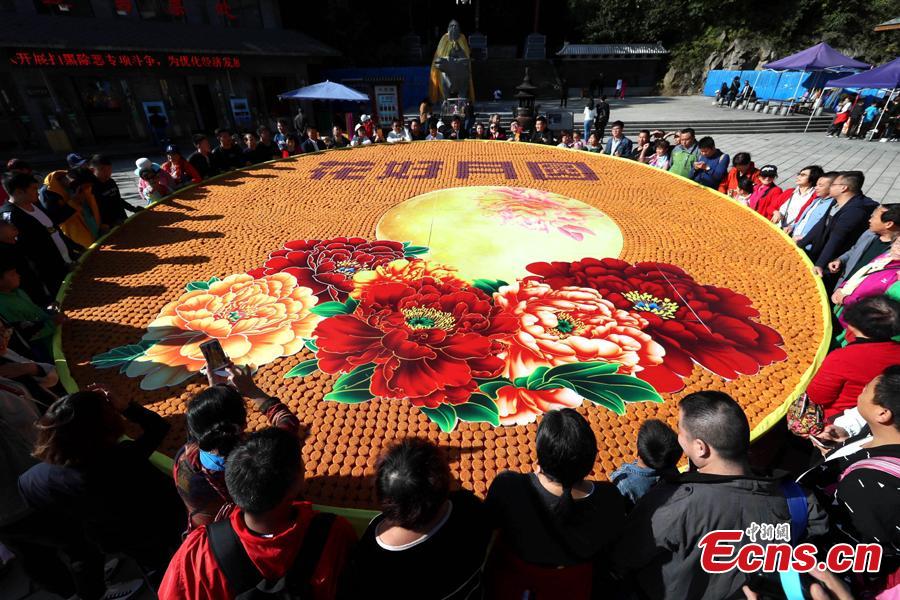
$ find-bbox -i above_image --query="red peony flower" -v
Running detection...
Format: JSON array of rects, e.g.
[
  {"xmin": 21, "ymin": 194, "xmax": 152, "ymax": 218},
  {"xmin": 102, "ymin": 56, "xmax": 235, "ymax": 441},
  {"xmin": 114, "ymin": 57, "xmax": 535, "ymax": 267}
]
[
  {"xmin": 248, "ymin": 237, "xmax": 406, "ymax": 302},
  {"xmin": 313, "ymin": 278, "xmax": 518, "ymax": 408},
  {"xmin": 525, "ymin": 258, "xmax": 786, "ymax": 392}
]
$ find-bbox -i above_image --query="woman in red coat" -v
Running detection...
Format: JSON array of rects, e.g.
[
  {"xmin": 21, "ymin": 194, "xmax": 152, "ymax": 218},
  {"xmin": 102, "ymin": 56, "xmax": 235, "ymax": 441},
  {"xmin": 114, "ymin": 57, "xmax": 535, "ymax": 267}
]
[
  {"xmin": 748, "ymin": 164, "xmax": 784, "ymax": 220},
  {"xmin": 807, "ymin": 295, "xmax": 900, "ymax": 420}
]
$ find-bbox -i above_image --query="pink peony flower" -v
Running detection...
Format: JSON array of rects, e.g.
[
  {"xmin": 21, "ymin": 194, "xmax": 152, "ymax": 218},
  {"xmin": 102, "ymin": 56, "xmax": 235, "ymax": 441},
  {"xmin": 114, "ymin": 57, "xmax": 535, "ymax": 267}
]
[
  {"xmin": 494, "ymin": 385, "xmax": 585, "ymax": 426},
  {"xmin": 493, "ymin": 281, "xmax": 665, "ymax": 379}
]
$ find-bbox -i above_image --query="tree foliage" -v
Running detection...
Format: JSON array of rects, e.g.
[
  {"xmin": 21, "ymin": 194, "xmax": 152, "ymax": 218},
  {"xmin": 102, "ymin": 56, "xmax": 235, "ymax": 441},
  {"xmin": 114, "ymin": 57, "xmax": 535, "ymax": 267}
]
[{"xmin": 568, "ymin": 0, "xmax": 898, "ymax": 65}]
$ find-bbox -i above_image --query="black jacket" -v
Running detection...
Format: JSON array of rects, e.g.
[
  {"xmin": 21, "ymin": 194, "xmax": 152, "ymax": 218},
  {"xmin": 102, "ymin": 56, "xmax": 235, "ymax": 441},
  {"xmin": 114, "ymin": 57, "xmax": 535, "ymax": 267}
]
[
  {"xmin": 798, "ymin": 194, "xmax": 879, "ymax": 269},
  {"xmin": 188, "ymin": 151, "xmax": 218, "ymax": 179},
  {"xmin": 300, "ymin": 137, "xmax": 327, "ymax": 153},
  {"xmin": 0, "ymin": 202, "xmax": 80, "ymax": 296},
  {"xmin": 614, "ymin": 470, "xmax": 829, "ymax": 600},
  {"xmin": 530, "ymin": 129, "xmax": 556, "ymax": 145},
  {"xmin": 210, "ymin": 145, "xmax": 246, "ymax": 172},
  {"xmin": 92, "ymin": 178, "xmax": 140, "ymax": 227},
  {"xmin": 18, "ymin": 403, "xmax": 185, "ymax": 566}
]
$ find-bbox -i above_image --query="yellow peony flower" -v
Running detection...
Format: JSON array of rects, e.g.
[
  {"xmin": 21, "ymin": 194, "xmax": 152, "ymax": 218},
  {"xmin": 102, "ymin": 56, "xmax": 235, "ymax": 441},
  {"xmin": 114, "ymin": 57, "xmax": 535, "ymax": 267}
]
[{"xmin": 126, "ymin": 273, "xmax": 320, "ymax": 389}]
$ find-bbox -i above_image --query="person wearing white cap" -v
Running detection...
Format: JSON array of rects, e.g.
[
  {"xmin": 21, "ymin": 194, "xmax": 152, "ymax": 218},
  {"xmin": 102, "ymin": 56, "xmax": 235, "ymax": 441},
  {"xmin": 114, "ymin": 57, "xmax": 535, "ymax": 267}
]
[
  {"xmin": 360, "ymin": 114, "xmax": 375, "ymax": 140},
  {"xmin": 351, "ymin": 125, "xmax": 372, "ymax": 147},
  {"xmin": 133, "ymin": 158, "xmax": 175, "ymax": 204}
]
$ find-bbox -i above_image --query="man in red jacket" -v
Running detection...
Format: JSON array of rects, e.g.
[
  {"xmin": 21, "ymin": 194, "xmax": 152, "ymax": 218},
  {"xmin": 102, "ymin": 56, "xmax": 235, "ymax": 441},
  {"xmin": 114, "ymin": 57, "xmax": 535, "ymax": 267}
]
[{"xmin": 159, "ymin": 428, "xmax": 357, "ymax": 600}]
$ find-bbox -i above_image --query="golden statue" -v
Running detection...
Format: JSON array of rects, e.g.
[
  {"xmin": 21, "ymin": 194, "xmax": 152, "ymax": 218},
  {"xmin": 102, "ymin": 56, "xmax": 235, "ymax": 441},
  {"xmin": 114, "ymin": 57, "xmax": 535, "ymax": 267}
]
[{"xmin": 429, "ymin": 20, "xmax": 475, "ymax": 103}]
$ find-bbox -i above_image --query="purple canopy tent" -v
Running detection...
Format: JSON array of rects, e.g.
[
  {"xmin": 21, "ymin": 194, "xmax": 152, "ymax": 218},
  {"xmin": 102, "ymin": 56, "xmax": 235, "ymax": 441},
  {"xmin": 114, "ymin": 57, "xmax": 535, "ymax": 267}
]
[
  {"xmin": 826, "ymin": 57, "xmax": 900, "ymax": 136},
  {"xmin": 827, "ymin": 56, "xmax": 900, "ymax": 89},
  {"xmin": 763, "ymin": 42, "xmax": 871, "ymax": 115},
  {"xmin": 764, "ymin": 42, "xmax": 870, "ymax": 71}
]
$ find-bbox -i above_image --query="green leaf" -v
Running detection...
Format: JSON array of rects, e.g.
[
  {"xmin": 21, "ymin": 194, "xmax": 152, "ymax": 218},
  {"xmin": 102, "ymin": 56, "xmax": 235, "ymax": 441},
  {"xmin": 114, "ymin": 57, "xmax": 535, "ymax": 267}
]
[
  {"xmin": 304, "ymin": 338, "xmax": 318, "ymax": 353},
  {"xmin": 91, "ymin": 340, "xmax": 155, "ymax": 370},
  {"xmin": 323, "ymin": 389, "xmax": 374, "ymax": 403},
  {"xmin": 545, "ymin": 361, "xmax": 620, "ymax": 381},
  {"xmin": 454, "ymin": 401, "xmax": 501, "ymax": 426},
  {"xmin": 311, "ymin": 301, "xmax": 353, "ymax": 317},
  {"xmin": 333, "ymin": 363, "xmax": 376, "ymax": 391},
  {"xmin": 573, "ymin": 383, "xmax": 627, "ymax": 415},
  {"xmin": 284, "ymin": 358, "xmax": 319, "ymax": 378},
  {"xmin": 513, "ymin": 376, "xmax": 529, "ymax": 388},
  {"xmin": 478, "ymin": 378, "xmax": 512, "ymax": 398},
  {"xmin": 525, "ymin": 366, "xmax": 551, "ymax": 390},
  {"xmin": 535, "ymin": 379, "xmax": 578, "ymax": 392},
  {"xmin": 403, "ymin": 245, "xmax": 430, "ymax": 257},
  {"xmin": 344, "ymin": 297, "xmax": 359, "ymax": 313},
  {"xmin": 185, "ymin": 281, "xmax": 209, "ymax": 292},
  {"xmin": 468, "ymin": 393, "xmax": 501, "ymax": 414},
  {"xmin": 420, "ymin": 404, "xmax": 458, "ymax": 433},
  {"xmin": 185, "ymin": 276, "xmax": 220, "ymax": 292},
  {"xmin": 471, "ymin": 278, "xmax": 509, "ymax": 296},
  {"xmin": 584, "ymin": 374, "xmax": 665, "ymax": 404}
]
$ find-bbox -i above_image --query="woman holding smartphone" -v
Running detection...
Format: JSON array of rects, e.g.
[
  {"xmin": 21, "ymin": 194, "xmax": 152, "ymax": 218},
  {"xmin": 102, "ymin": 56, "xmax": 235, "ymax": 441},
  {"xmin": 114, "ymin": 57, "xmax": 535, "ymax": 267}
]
[{"xmin": 173, "ymin": 354, "xmax": 301, "ymax": 531}]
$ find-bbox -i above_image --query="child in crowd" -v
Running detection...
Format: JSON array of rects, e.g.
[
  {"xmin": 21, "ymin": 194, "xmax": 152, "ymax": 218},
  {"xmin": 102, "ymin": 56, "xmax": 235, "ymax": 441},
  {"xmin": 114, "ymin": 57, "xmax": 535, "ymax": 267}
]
[
  {"xmin": 609, "ymin": 419, "xmax": 681, "ymax": 505},
  {"xmin": 134, "ymin": 157, "xmax": 173, "ymax": 203},
  {"xmin": 584, "ymin": 133, "xmax": 602, "ymax": 152},
  {"xmin": 281, "ymin": 135, "xmax": 300, "ymax": 158},
  {"xmin": 0, "ymin": 263, "xmax": 64, "ymax": 362},
  {"xmin": 733, "ymin": 177, "xmax": 755, "ymax": 206},
  {"xmin": 570, "ymin": 130, "xmax": 585, "ymax": 150},
  {"xmin": 647, "ymin": 139, "xmax": 671, "ymax": 170},
  {"xmin": 161, "ymin": 144, "xmax": 201, "ymax": 189}
]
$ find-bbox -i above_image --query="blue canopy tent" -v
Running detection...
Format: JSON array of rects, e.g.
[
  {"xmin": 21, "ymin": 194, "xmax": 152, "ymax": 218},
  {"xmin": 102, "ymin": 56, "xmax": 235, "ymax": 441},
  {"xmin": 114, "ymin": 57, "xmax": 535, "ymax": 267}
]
[
  {"xmin": 278, "ymin": 80, "xmax": 370, "ymax": 133},
  {"xmin": 826, "ymin": 57, "xmax": 900, "ymax": 136},
  {"xmin": 763, "ymin": 43, "xmax": 870, "ymax": 114}
]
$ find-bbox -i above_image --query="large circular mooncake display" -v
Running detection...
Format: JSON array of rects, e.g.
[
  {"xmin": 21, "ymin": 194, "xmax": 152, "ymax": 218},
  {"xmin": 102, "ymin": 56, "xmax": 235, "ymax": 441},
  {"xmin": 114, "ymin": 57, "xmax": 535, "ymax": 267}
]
[{"xmin": 59, "ymin": 141, "xmax": 829, "ymax": 508}]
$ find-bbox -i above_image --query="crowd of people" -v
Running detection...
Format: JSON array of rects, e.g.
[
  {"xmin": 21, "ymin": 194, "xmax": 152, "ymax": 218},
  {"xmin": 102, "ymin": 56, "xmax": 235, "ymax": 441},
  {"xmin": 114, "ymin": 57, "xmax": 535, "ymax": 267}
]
[{"xmin": 0, "ymin": 104, "xmax": 899, "ymax": 600}]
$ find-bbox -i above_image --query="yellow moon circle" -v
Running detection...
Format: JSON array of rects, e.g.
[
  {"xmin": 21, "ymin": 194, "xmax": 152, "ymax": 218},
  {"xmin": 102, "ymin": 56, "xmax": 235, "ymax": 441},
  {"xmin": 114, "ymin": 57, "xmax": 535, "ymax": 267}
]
[{"xmin": 376, "ymin": 186, "xmax": 624, "ymax": 282}]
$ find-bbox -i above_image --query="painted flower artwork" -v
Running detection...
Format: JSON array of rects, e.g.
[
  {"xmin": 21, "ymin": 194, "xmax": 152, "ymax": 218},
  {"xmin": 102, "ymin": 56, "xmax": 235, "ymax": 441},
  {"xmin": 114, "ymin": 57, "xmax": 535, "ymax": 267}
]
[
  {"xmin": 93, "ymin": 237, "xmax": 786, "ymax": 431},
  {"xmin": 476, "ymin": 187, "xmax": 598, "ymax": 241}
]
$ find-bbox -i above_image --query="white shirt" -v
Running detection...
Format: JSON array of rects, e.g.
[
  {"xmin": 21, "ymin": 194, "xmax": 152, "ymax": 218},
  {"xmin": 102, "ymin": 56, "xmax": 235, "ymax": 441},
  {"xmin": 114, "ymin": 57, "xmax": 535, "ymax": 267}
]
[
  {"xmin": 375, "ymin": 501, "xmax": 453, "ymax": 551},
  {"xmin": 777, "ymin": 186, "xmax": 816, "ymax": 226},
  {"xmin": 425, "ymin": 133, "xmax": 444, "ymax": 140},
  {"xmin": 609, "ymin": 137, "xmax": 623, "ymax": 156},
  {"xmin": 583, "ymin": 106, "xmax": 596, "ymax": 120},
  {"xmin": 386, "ymin": 129, "xmax": 412, "ymax": 143},
  {"xmin": 833, "ymin": 407, "xmax": 866, "ymax": 438},
  {"xmin": 22, "ymin": 204, "xmax": 72, "ymax": 264}
]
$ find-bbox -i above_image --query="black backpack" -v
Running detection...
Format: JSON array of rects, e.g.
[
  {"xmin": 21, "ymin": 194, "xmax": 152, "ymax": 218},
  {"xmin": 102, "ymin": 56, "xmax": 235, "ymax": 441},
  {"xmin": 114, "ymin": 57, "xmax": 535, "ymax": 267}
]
[{"xmin": 208, "ymin": 513, "xmax": 336, "ymax": 599}]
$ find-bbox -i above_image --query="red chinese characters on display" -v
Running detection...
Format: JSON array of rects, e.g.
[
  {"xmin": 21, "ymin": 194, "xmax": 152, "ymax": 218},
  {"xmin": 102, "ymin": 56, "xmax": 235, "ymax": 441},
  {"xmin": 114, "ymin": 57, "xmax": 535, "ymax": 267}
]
[
  {"xmin": 167, "ymin": 0, "xmax": 186, "ymax": 17},
  {"xmin": 215, "ymin": 0, "xmax": 236, "ymax": 20},
  {"xmin": 9, "ymin": 50, "xmax": 240, "ymax": 70}
]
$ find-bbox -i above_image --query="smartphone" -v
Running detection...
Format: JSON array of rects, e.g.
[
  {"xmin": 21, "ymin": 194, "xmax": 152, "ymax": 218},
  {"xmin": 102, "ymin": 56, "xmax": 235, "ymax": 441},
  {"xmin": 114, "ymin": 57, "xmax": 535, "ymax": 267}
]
[
  {"xmin": 810, "ymin": 436, "xmax": 838, "ymax": 450},
  {"xmin": 200, "ymin": 339, "xmax": 229, "ymax": 374}
]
